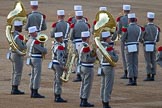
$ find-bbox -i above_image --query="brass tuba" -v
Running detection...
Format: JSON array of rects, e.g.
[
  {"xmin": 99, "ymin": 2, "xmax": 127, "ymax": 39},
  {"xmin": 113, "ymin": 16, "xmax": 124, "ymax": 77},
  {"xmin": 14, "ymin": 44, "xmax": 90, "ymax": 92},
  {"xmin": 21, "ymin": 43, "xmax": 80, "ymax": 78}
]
[
  {"xmin": 94, "ymin": 10, "xmax": 117, "ymax": 67},
  {"xmin": 6, "ymin": 1, "xmax": 27, "ymax": 56}
]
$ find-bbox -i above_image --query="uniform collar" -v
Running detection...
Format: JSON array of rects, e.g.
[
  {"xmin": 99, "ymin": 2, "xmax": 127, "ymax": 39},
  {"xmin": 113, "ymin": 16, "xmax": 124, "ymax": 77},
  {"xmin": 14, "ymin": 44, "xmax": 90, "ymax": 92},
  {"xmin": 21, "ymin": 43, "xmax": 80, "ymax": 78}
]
[{"xmin": 147, "ymin": 22, "xmax": 154, "ymax": 25}]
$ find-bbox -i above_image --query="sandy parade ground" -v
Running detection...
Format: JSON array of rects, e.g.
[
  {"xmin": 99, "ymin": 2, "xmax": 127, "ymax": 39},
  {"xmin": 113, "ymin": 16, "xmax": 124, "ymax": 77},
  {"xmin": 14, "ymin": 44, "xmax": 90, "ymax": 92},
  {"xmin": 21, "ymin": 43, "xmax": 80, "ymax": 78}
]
[{"xmin": 0, "ymin": 0, "xmax": 162, "ymax": 108}]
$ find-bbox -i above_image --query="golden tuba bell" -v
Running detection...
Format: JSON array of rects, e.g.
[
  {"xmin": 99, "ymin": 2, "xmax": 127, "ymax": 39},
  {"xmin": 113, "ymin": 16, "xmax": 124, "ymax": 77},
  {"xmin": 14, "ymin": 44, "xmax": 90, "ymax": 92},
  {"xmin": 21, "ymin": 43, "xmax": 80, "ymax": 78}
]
[
  {"xmin": 6, "ymin": 1, "xmax": 27, "ymax": 56},
  {"xmin": 94, "ymin": 10, "xmax": 117, "ymax": 67}
]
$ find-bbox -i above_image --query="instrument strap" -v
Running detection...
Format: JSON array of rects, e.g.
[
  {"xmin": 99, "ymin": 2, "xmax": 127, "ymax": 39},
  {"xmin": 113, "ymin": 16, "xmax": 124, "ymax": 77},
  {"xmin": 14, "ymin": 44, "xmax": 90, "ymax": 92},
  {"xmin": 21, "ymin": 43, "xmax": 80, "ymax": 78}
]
[
  {"xmin": 154, "ymin": 28, "xmax": 159, "ymax": 43},
  {"xmin": 64, "ymin": 23, "xmax": 70, "ymax": 39},
  {"xmin": 137, "ymin": 26, "xmax": 141, "ymax": 42},
  {"xmin": 29, "ymin": 40, "xmax": 35, "ymax": 57},
  {"xmin": 39, "ymin": 15, "xmax": 43, "ymax": 31}
]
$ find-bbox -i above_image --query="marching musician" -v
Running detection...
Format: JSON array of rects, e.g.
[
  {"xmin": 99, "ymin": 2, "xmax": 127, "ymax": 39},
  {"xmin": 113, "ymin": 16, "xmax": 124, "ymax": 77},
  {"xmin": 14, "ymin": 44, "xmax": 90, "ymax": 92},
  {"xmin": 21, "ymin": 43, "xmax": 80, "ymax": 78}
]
[
  {"xmin": 70, "ymin": 10, "xmax": 90, "ymax": 82},
  {"xmin": 25, "ymin": 0, "xmax": 47, "ymax": 32},
  {"xmin": 113, "ymin": 4, "xmax": 131, "ymax": 79},
  {"xmin": 26, "ymin": 26, "xmax": 47, "ymax": 98},
  {"xmin": 68, "ymin": 5, "xmax": 88, "ymax": 24},
  {"xmin": 51, "ymin": 32, "xmax": 67, "ymax": 103},
  {"xmin": 100, "ymin": 31, "xmax": 118, "ymax": 108},
  {"xmin": 156, "ymin": 46, "xmax": 162, "ymax": 68},
  {"xmin": 79, "ymin": 31, "xmax": 96, "ymax": 107},
  {"xmin": 142, "ymin": 12, "xmax": 160, "ymax": 81},
  {"xmin": 50, "ymin": 10, "xmax": 70, "ymax": 52},
  {"xmin": 8, "ymin": 20, "xmax": 27, "ymax": 95},
  {"xmin": 121, "ymin": 13, "xmax": 143, "ymax": 86}
]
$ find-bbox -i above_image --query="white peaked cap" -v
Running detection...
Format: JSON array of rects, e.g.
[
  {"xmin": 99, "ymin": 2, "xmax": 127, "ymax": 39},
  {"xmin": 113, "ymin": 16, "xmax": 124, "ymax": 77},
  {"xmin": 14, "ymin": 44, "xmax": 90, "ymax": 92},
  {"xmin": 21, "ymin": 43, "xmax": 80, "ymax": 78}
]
[
  {"xmin": 28, "ymin": 26, "xmax": 37, "ymax": 33},
  {"xmin": 99, "ymin": 7, "xmax": 107, "ymax": 11},
  {"xmin": 75, "ymin": 11, "xmax": 83, "ymax": 16},
  {"xmin": 55, "ymin": 32, "xmax": 63, "ymax": 38},
  {"xmin": 14, "ymin": 20, "xmax": 23, "ymax": 26},
  {"xmin": 30, "ymin": 1, "xmax": 38, "ymax": 6},
  {"xmin": 128, "ymin": 13, "xmax": 136, "ymax": 18},
  {"xmin": 81, "ymin": 31, "xmax": 90, "ymax": 38},
  {"xmin": 123, "ymin": 4, "xmax": 131, "ymax": 10},
  {"xmin": 74, "ymin": 5, "xmax": 82, "ymax": 11},
  {"xmin": 57, "ymin": 10, "xmax": 65, "ymax": 15},
  {"xmin": 147, "ymin": 12, "xmax": 155, "ymax": 18},
  {"xmin": 102, "ymin": 31, "xmax": 111, "ymax": 38}
]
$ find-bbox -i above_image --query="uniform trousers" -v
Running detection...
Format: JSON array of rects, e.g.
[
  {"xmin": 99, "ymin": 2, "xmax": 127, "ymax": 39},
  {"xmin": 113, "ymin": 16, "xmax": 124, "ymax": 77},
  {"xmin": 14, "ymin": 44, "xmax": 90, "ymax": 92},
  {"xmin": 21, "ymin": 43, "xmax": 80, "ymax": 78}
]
[
  {"xmin": 126, "ymin": 52, "xmax": 138, "ymax": 78},
  {"xmin": 100, "ymin": 66, "xmax": 114, "ymax": 102},
  {"xmin": 11, "ymin": 53, "xmax": 24, "ymax": 85},
  {"xmin": 53, "ymin": 64, "xmax": 63, "ymax": 95},
  {"xmin": 80, "ymin": 66, "xmax": 94, "ymax": 99},
  {"xmin": 30, "ymin": 58, "xmax": 42, "ymax": 89}
]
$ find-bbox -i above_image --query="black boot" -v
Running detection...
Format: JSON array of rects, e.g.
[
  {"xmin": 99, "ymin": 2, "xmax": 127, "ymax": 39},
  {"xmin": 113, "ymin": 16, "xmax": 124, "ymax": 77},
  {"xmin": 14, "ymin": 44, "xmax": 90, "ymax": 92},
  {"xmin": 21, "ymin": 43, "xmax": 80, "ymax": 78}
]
[
  {"xmin": 120, "ymin": 70, "xmax": 128, "ymax": 79},
  {"xmin": 30, "ymin": 88, "xmax": 33, "ymax": 97},
  {"xmin": 55, "ymin": 94, "xmax": 67, "ymax": 103},
  {"xmin": 103, "ymin": 101, "xmax": 111, "ymax": 108},
  {"xmin": 73, "ymin": 74, "xmax": 82, "ymax": 82},
  {"xmin": 126, "ymin": 78, "xmax": 134, "ymax": 86},
  {"xmin": 11, "ymin": 85, "xmax": 25, "ymax": 95},
  {"xmin": 80, "ymin": 97, "xmax": 83, "ymax": 106},
  {"xmin": 31, "ymin": 89, "xmax": 45, "ymax": 98},
  {"xmin": 80, "ymin": 98, "xmax": 94, "ymax": 107},
  {"xmin": 132, "ymin": 77, "xmax": 137, "ymax": 86},
  {"xmin": 143, "ymin": 74, "xmax": 151, "ymax": 81},
  {"xmin": 150, "ymin": 74, "xmax": 155, "ymax": 81}
]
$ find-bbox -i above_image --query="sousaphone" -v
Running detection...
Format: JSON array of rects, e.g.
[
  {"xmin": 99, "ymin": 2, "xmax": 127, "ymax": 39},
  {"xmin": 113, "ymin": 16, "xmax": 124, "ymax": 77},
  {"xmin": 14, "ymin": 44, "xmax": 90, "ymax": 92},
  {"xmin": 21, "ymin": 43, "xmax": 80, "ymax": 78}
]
[{"xmin": 94, "ymin": 10, "xmax": 117, "ymax": 67}]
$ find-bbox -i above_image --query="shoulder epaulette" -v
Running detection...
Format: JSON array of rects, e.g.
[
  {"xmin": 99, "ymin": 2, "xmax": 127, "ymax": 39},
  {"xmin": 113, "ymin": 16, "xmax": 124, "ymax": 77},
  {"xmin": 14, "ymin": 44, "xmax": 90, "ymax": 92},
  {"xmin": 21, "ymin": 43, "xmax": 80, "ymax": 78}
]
[
  {"xmin": 18, "ymin": 35, "xmax": 24, "ymax": 40},
  {"xmin": 51, "ymin": 22, "xmax": 58, "ymax": 28},
  {"xmin": 122, "ymin": 27, "xmax": 127, "ymax": 32},
  {"xmin": 158, "ymin": 46, "xmax": 162, "ymax": 51},
  {"xmin": 34, "ymin": 40, "xmax": 41, "ymax": 44},
  {"xmin": 70, "ymin": 23, "xmax": 75, "ymax": 28},
  {"xmin": 57, "ymin": 45, "xmax": 65, "ymax": 50},
  {"xmin": 82, "ymin": 47, "xmax": 90, "ymax": 53},
  {"xmin": 106, "ymin": 47, "xmax": 113, "ymax": 52}
]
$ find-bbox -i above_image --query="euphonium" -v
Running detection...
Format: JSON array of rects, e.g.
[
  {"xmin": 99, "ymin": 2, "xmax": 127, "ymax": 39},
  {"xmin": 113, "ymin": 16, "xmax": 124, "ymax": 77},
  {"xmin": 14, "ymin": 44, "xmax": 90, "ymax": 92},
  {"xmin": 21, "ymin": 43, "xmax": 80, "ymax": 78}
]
[
  {"xmin": 60, "ymin": 39, "xmax": 76, "ymax": 82},
  {"xmin": 94, "ymin": 10, "xmax": 117, "ymax": 67},
  {"xmin": 6, "ymin": 1, "xmax": 27, "ymax": 56}
]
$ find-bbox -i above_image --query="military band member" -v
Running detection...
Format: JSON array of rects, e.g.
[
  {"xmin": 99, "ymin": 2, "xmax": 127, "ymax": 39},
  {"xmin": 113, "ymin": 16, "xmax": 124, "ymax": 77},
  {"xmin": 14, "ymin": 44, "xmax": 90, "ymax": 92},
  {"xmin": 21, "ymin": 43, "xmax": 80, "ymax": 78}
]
[
  {"xmin": 79, "ymin": 31, "xmax": 96, "ymax": 107},
  {"xmin": 156, "ymin": 46, "xmax": 162, "ymax": 68},
  {"xmin": 9, "ymin": 20, "xmax": 27, "ymax": 95},
  {"xmin": 114, "ymin": 5, "xmax": 131, "ymax": 79},
  {"xmin": 142, "ymin": 12, "xmax": 160, "ymax": 81},
  {"xmin": 68, "ymin": 5, "xmax": 88, "ymax": 24},
  {"xmin": 50, "ymin": 10, "xmax": 70, "ymax": 51},
  {"xmin": 121, "ymin": 13, "xmax": 142, "ymax": 86},
  {"xmin": 51, "ymin": 32, "xmax": 67, "ymax": 103},
  {"xmin": 70, "ymin": 11, "xmax": 90, "ymax": 82},
  {"xmin": 100, "ymin": 31, "xmax": 118, "ymax": 108},
  {"xmin": 26, "ymin": 26, "xmax": 47, "ymax": 98},
  {"xmin": 25, "ymin": 1, "xmax": 47, "ymax": 32}
]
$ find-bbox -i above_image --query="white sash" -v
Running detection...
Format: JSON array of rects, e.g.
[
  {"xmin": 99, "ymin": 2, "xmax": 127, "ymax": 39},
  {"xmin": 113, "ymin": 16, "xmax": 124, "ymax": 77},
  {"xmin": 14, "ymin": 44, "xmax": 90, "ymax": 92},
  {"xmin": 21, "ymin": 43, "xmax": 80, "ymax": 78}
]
[
  {"xmin": 64, "ymin": 23, "xmax": 70, "ymax": 39},
  {"xmin": 39, "ymin": 15, "xmax": 43, "ymax": 31}
]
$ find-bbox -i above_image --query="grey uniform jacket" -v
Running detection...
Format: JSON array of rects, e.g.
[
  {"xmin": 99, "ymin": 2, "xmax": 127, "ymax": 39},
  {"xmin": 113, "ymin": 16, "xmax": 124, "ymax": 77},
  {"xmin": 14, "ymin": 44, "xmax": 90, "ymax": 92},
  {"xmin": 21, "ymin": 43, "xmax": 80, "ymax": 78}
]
[
  {"xmin": 26, "ymin": 37, "xmax": 47, "ymax": 55},
  {"xmin": 70, "ymin": 20, "xmax": 90, "ymax": 41},
  {"xmin": 50, "ymin": 20, "xmax": 70, "ymax": 39},
  {"xmin": 52, "ymin": 42, "xmax": 66, "ymax": 69},
  {"xmin": 11, "ymin": 31, "xmax": 27, "ymax": 53},
  {"xmin": 68, "ymin": 16, "xmax": 88, "ymax": 24},
  {"xmin": 142, "ymin": 23, "xmax": 160, "ymax": 45},
  {"xmin": 79, "ymin": 42, "xmax": 96, "ymax": 64},
  {"xmin": 25, "ymin": 11, "xmax": 47, "ymax": 31},
  {"xmin": 121, "ymin": 22, "xmax": 142, "ymax": 48}
]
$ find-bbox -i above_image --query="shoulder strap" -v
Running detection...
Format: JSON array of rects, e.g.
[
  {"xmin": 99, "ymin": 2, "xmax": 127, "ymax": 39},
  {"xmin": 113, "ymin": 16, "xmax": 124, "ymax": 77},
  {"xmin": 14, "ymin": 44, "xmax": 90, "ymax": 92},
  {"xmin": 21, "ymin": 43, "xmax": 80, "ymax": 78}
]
[
  {"xmin": 39, "ymin": 15, "xmax": 44, "ymax": 31},
  {"xmin": 154, "ymin": 27, "xmax": 159, "ymax": 42},
  {"xmin": 29, "ymin": 40, "xmax": 36, "ymax": 56},
  {"xmin": 64, "ymin": 23, "xmax": 70, "ymax": 39},
  {"xmin": 137, "ymin": 26, "xmax": 142, "ymax": 42}
]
